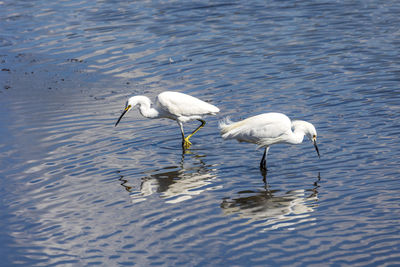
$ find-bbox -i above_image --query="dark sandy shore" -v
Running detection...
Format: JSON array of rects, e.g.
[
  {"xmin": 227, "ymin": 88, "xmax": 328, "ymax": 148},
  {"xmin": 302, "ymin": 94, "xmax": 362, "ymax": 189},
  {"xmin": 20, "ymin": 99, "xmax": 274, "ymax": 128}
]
[
  {"xmin": 0, "ymin": 51, "xmax": 138, "ymax": 128},
  {"xmin": 1, "ymin": 52, "xmax": 107, "ymax": 96}
]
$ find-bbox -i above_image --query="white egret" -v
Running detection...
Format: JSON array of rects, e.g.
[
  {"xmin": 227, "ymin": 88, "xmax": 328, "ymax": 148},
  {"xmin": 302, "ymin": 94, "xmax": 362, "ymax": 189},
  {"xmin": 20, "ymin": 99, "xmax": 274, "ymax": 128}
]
[
  {"xmin": 115, "ymin": 91, "xmax": 220, "ymax": 149},
  {"xmin": 219, "ymin": 112, "xmax": 320, "ymax": 170}
]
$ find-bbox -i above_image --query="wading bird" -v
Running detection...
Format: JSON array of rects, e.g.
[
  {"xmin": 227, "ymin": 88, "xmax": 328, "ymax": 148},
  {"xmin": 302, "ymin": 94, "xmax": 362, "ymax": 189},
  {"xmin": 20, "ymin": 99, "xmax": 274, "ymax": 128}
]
[
  {"xmin": 219, "ymin": 112, "xmax": 320, "ymax": 170},
  {"xmin": 115, "ymin": 91, "xmax": 220, "ymax": 149}
]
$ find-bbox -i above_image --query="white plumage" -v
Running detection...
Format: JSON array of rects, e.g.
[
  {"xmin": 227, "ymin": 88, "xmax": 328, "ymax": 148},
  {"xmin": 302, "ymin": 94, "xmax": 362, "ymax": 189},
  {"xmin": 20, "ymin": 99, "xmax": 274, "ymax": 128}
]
[
  {"xmin": 156, "ymin": 92, "xmax": 219, "ymax": 122},
  {"xmin": 115, "ymin": 91, "xmax": 219, "ymax": 149},
  {"xmin": 220, "ymin": 112, "xmax": 320, "ymax": 170}
]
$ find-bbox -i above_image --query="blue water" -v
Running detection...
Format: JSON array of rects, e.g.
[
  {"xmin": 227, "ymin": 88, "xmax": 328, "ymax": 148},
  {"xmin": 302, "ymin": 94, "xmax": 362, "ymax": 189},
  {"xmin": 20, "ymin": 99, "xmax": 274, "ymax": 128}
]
[{"xmin": 1, "ymin": 0, "xmax": 400, "ymax": 266}]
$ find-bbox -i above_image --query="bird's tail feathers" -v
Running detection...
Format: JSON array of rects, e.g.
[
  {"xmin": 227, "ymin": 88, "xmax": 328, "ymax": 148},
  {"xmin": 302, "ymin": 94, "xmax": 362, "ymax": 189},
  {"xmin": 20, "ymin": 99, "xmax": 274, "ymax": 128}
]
[{"xmin": 219, "ymin": 116, "xmax": 234, "ymax": 135}]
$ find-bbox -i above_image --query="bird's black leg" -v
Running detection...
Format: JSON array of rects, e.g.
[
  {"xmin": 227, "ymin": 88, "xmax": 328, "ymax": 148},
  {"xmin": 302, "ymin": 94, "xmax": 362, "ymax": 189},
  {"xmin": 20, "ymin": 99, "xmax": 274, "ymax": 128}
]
[
  {"xmin": 260, "ymin": 169, "xmax": 270, "ymax": 188},
  {"xmin": 181, "ymin": 139, "xmax": 186, "ymax": 150},
  {"xmin": 260, "ymin": 146, "xmax": 268, "ymax": 171},
  {"xmin": 181, "ymin": 129, "xmax": 186, "ymax": 148},
  {"xmin": 261, "ymin": 168, "xmax": 267, "ymax": 184},
  {"xmin": 178, "ymin": 122, "xmax": 188, "ymax": 150}
]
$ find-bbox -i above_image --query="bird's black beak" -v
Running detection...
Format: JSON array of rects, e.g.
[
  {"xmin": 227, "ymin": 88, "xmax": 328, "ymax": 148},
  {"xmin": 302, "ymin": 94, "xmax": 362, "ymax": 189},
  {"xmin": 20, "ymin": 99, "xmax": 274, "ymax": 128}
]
[
  {"xmin": 313, "ymin": 138, "xmax": 320, "ymax": 158},
  {"xmin": 115, "ymin": 105, "xmax": 131, "ymax": 127}
]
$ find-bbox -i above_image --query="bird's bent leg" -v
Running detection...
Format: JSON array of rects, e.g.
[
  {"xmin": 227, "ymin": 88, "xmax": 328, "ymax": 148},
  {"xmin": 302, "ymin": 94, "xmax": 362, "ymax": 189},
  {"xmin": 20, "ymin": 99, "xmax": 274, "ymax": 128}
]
[{"xmin": 184, "ymin": 119, "xmax": 206, "ymax": 145}]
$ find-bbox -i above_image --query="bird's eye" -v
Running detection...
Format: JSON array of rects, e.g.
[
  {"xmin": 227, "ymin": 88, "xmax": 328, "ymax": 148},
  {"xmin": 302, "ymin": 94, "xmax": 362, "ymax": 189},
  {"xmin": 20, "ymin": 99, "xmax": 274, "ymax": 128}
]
[{"xmin": 313, "ymin": 134, "xmax": 316, "ymax": 139}]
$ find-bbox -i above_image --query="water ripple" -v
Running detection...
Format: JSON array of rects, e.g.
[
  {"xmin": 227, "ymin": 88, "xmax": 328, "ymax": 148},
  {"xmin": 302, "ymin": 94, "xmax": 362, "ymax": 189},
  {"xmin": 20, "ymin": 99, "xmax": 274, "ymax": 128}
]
[{"xmin": 2, "ymin": 0, "xmax": 400, "ymax": 266}]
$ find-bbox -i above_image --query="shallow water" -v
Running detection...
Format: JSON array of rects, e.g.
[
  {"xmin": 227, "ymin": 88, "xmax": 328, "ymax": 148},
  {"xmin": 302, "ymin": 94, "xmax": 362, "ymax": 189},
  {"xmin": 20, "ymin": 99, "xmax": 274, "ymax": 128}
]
[{"xmin": 1, "ymin": 0, "xmax": 400, "ymax": 266}]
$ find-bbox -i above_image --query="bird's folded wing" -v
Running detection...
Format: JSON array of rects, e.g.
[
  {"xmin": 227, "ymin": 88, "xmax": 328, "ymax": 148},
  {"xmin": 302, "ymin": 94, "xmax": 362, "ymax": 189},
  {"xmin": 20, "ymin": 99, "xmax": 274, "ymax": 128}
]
[{"xmin": 157, "ymin": 91, "xmax": 219, "ymax": 117}]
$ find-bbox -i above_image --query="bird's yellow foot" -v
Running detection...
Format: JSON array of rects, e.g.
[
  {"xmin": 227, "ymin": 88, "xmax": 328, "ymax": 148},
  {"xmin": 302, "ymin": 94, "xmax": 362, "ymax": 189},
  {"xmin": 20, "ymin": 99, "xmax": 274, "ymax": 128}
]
[{"xmin": 183, "ymin": 138, "xmax": 192, "ymax": 149}]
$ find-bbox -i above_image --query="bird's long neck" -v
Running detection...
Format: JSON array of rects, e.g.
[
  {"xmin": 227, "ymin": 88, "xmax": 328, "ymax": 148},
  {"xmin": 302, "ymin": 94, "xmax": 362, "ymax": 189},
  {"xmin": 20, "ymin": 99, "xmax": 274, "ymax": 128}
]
[
  {"xmin": 287, "ymin": 124, "xmax": 305, "ymax": 144},
  {"xmin": 137, "ymin": 97, "xmax": 160, "ymax": 119}
]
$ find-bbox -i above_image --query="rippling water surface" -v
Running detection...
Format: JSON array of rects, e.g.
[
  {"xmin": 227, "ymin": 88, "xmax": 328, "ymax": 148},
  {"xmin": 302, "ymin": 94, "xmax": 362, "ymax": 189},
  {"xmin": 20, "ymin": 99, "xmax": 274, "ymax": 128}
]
[{"xmin": 1, "ymin": 0, "xmax": 400, "ymax": 266}]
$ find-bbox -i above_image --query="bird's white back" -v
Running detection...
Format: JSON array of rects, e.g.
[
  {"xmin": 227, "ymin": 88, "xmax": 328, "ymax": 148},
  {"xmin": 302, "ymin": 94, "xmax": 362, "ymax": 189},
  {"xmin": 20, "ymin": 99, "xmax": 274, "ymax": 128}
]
[
  {"xmin": 156, "ymin": 91, "xmax": 219, "ymax": 119},
  {"xmin": 220, "ymin": 113, "xmax": 292, "ymax": 145}
]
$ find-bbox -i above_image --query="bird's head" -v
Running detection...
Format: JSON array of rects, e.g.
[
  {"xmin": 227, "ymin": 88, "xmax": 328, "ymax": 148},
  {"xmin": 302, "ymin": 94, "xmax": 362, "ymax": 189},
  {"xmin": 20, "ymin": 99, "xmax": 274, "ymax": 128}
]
[
  {"xmin": 114, "ymin": 96, "xmax": 140, "ymax": 127},
  {"xmin": 293, "ymin": 120, "xmax": 320, "ymax": 158},
  {"xmin": 305, "ymin": 123, "xmax": 320, "ymax": 158}
]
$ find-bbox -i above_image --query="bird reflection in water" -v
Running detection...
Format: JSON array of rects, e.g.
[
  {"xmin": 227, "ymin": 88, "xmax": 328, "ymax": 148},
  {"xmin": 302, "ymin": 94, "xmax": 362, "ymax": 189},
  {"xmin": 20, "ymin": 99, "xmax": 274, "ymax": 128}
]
[
  {"xmin": 221, "ymin": 173, "xmax": 320, "ymax": 231},
  {"xmin": 119, "ymin": 151, "xmax": 219, "ymax": 204}
]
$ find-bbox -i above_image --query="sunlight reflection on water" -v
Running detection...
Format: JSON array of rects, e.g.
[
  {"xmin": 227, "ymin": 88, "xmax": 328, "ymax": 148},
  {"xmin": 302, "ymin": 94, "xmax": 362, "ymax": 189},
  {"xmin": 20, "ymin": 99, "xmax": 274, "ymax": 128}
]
[
  {"xmin": 120, "ymin": 153, "xmax": 221, "ymax": 204},
  {"xmin": 221, "ymin": 174, "xmax": 320, "ymax": 231}
]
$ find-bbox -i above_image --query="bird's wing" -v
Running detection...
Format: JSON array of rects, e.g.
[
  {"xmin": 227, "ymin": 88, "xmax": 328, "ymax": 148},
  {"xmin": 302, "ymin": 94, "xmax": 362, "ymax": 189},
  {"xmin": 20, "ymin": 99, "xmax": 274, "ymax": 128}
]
[
  {"xmin": 156, "ymin": 91, "xmax": 219, "ymax": 117},
  {"xmin": 221, "ymin": 113, "xmax": 292, "ymax": 145},
  {"xmin": 251, "ymin": 113, "xmax": 291, "ymax": 138}
]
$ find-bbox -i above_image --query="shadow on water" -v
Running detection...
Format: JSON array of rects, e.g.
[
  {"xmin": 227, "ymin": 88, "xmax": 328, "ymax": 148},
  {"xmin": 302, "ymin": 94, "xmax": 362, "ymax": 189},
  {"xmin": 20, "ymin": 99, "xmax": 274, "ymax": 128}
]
[
  {"xmin": 118, "ymin": 149, "xmax": 219, "ymax": 204},
  {"xmin": 221, "ymin": 172, "xmax": 320, "ymax": 231}
]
